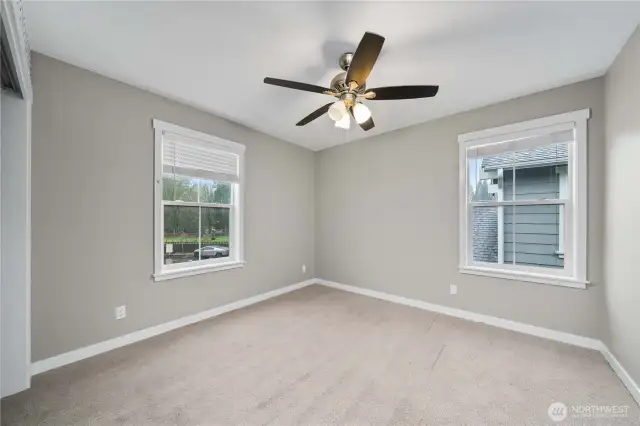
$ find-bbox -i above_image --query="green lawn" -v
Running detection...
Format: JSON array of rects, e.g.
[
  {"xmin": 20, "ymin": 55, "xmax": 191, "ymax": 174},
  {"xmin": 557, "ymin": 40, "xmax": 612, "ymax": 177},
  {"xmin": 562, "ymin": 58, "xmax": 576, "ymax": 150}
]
[{"xmin": 164, "ymin": 235, "xmax": 229, "ymax": 244}]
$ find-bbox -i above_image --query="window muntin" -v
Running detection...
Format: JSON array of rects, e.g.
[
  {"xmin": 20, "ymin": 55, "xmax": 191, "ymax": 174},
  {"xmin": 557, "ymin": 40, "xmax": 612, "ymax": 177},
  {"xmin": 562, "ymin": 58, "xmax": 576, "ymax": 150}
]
[{"xmin": 459, "ymin": 110, "xmax": 588, "ymax": 288}]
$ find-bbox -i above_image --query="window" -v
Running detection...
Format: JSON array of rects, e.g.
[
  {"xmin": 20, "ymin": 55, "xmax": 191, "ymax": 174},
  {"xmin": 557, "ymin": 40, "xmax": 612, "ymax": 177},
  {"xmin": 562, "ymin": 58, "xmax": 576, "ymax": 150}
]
[
  {"xmin": 458, "ymin": 110, "xmax": 589, "ymax": 288},
  {"xmin": 153, "ymin": 120, "xmax": 245, "ymax": 281}
]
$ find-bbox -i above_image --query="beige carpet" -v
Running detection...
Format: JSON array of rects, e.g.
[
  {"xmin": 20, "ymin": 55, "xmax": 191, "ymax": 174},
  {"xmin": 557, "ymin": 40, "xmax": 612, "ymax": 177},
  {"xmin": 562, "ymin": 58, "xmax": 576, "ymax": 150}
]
[{"xmin": 2, "ymin": 285, "xmax": 638, "ymax": 425}]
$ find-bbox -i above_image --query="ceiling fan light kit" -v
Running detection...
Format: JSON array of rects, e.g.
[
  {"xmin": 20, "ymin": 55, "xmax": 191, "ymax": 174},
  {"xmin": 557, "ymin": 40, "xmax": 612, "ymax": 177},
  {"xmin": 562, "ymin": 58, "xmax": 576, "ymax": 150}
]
[{"xmin": 264, "ymin": 31, "xmax": 439, "ymax": 132}]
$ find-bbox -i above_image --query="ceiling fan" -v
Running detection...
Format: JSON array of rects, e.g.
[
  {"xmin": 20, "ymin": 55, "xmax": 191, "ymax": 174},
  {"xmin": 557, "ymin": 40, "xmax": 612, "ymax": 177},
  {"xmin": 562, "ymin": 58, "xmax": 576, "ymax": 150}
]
[{"xmin": 263, "ymin": 32, "xmax": 439, "ymax": 131}]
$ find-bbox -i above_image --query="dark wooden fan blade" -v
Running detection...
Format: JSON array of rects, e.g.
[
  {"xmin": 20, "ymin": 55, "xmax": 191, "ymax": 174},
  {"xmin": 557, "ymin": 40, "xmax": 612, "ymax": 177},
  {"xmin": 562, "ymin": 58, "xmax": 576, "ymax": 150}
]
[
  {"xmin": 296, "ymin": 103, "xmax": 333, "ymax": 126},
  {"xmin": 367, "ymin": 85, "xmax": 439, "ymax": 100},
  {"xmin": 345, "ymin": 32, "xmax": 385, "ymax": 88},
  {"xmin": 349, "ymin": 106, "xmax": 375, "ymax": 131},
  {"xmin": 264, "ymin": 77, "xmax": 330, "ymax": 94}
]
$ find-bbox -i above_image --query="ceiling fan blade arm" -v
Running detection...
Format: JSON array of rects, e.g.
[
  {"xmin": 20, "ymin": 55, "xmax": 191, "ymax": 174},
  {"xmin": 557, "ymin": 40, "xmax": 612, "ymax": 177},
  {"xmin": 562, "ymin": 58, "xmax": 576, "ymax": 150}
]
[
  {"xmin": 296, "ymin": 103, "xmax": 334, "ymax": 126},
  {"xmin": 264, "ymin": 77, "xmax": 331, "ymax": 94},
  {"xmin": 366, "ymin": 85, "xmax": 439, "ymax": 100},
  {"xmin": 345, "ymin": 32, "xmax": 385, "ymax": 87},
  {"xmin": 349, "ymin": 106, "xmax": 375, "ymax": 131}
]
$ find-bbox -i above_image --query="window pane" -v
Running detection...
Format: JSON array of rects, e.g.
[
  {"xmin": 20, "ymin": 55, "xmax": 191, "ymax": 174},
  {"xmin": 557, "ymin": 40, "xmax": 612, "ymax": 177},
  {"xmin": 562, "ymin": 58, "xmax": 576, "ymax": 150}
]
[
  {"xmin": 163, "ymin": 173, "xmax": 198, "ymax": 202},
  {"xmin": 504, "ymin": 205, "xmax": 563, "ymax": 269},
  {"xmin": 483, "ymin": 143, "xmax": 568, "ymax": 202},
  {"xmin": 164, "ymin": 206, "xmax": 199, "ymax": 265},
  {"xmin": 199, "ymin": 207, "xmax": 230, "ymax": 260},
  {"xmin": 472, "ymin": 206, "xmax": 499, "ymax": 263},
  {"xmin": 468, "ymin": 158, "xmax": 499, "ymax": 201},
  {"xmin": 199, "ymin": 179, "xmax": 232, "ymax": 204}
]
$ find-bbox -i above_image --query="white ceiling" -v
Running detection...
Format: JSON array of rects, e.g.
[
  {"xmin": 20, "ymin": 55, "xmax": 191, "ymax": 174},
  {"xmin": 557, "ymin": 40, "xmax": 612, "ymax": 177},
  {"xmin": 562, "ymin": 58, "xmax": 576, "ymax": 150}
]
[{"xmin": 25, "ymin": 2, "xmax": 640, "ymax": 151}]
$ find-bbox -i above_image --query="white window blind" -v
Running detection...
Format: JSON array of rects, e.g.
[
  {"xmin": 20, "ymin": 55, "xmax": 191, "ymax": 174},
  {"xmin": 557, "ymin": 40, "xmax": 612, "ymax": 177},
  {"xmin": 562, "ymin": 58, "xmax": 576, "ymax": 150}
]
[{"xmin": 163, "ymin": 132, "xmax": 240, "ymax": 183}]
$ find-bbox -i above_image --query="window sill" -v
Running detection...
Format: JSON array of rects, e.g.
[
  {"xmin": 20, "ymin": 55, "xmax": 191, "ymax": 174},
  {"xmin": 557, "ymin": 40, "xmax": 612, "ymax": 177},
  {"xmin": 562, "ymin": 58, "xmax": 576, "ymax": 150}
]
[
  {"xmin": 153, "ymin": 260, "xmax": 245, "ymax": 282},
  {"xmin": 458, "ymin": 266, "xmax": 588, "ymax": 289}
]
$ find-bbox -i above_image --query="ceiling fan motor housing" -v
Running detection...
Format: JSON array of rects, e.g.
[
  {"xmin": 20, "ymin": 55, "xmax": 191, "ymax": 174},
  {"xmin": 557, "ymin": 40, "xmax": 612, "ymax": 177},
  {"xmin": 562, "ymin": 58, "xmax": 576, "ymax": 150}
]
[
  {"xmin": 331, "ymin": 71, "xmax": 365, "ymax": 93},
  {"xmin": 330, "ymin": 72, "xmax": 348, "ymax": 92},
  {"xmin": 338, "ymin": 52, "xmax": 354, "ymax": 71}
]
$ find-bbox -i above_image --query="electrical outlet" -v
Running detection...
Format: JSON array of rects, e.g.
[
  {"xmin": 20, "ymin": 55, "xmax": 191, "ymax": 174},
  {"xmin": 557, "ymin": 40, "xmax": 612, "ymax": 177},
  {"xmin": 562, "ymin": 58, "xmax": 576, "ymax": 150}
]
[
  {"xmin": 450, "ymin": 284, "xmax": 458, "ymax": 295},
  {"xmin": 302, "ymin": 264, "xmax": 307, "ymax": 274},
  {"xmin": 115, "ymin": 305, "xmax": 126, "ymax": 320}
]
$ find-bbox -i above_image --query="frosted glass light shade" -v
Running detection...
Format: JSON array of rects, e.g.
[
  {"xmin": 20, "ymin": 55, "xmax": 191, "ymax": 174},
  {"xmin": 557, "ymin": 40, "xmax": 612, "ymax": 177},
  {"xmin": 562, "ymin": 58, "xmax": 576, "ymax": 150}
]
[
  {"xmin": 328, "ymin": 101, "xmax": 347, "ymax": 122},
  {"xmin": 352, "ymin": 103, "xmax": 371, "ymax": 124}
]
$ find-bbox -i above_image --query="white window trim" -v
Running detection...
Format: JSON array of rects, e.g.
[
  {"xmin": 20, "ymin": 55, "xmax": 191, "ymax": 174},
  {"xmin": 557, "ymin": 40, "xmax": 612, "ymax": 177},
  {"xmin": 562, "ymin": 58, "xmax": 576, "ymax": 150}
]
[
  {"xmin": 152, "ymin": 119, "xmax": 246, "ymax": 281},
  {"xmin": 458, "ymin": 109, "xmax": 589, "ymax": 289}
]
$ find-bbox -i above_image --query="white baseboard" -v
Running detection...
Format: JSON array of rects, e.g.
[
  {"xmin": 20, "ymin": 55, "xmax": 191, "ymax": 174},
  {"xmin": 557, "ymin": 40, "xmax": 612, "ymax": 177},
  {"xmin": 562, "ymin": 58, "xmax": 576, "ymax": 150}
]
[
  {"xmin": 317, "ymin": 279, "xmax": 639, "ymax": 406},
  {"xmin": 31, "ymin": 279, "xmax": 315, "ymax": 376},
  {"xmin": 317, "ymin": 279, "xmax": 603, "ymax": 350},
  {"xmin": 602, "ymin": 347, "xmax": 640, "ymax": 405},
  {"xmin": 29, "ymin": 278, "xmax": 640, "ymax": 407}
]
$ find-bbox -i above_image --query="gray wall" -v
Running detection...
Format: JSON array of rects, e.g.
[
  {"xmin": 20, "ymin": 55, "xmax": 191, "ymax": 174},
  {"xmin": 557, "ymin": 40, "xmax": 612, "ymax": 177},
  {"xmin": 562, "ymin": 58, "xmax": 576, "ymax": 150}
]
[
  {"xmin": 31, "ymin": 53, "xmax": 315, "ymax": 362},
  {"xmin": 316, "ymin": 77, "xmax": 606, "ymax": 339},
  {"xmin": 604, "ymin": 26, "xmax": 640, "ymax": 384}
]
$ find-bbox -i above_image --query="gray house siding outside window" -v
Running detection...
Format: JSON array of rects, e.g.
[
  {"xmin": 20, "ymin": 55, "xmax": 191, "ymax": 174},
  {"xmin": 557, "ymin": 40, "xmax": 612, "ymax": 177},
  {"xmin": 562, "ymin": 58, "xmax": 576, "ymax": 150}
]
[
  {"xmin": 472, "ymin": 145, "xmax": 567, "ymax": 268},
  {"xmin": 503, "ymin": 167, "xmax": 563, "ymax": 268}
]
